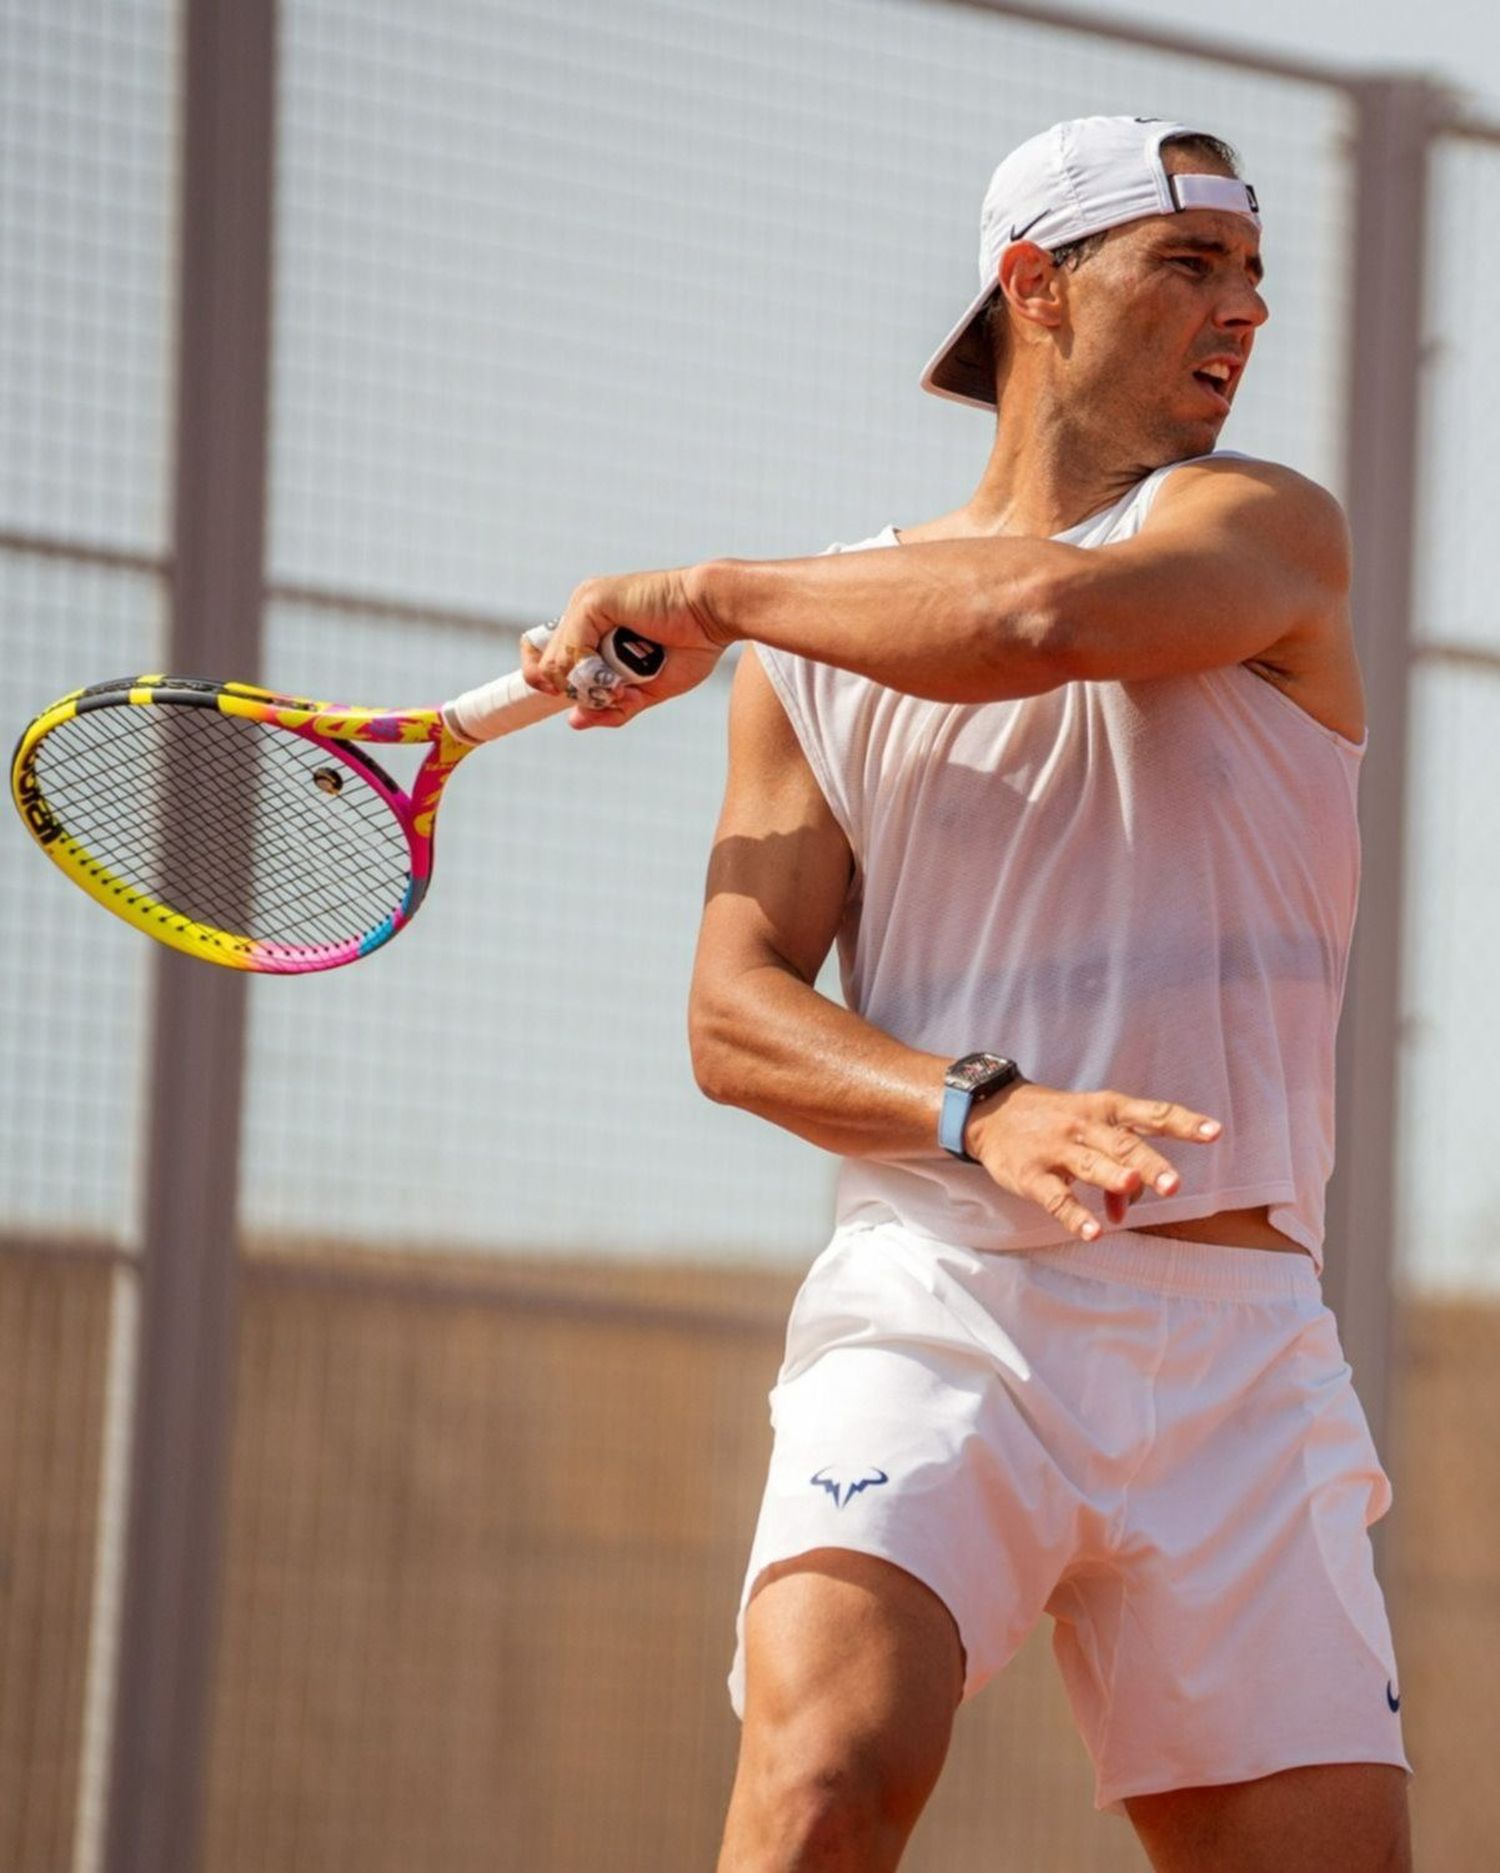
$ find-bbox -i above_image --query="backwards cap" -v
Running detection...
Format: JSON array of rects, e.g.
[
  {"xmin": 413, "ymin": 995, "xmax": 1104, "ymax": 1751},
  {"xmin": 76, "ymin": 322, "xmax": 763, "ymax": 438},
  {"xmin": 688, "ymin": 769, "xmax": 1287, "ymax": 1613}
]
[{"xmin": 922, "ymin": 115, "xmax": 1260, "ymax": 412}]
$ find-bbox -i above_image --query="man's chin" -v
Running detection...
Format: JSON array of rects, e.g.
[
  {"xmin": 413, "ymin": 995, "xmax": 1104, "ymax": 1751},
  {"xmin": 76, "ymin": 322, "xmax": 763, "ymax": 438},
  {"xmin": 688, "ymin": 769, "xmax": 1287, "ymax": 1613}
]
[{"xmin": 1145, "ymin": 415, "xmax": 1226, "ymax": 467}]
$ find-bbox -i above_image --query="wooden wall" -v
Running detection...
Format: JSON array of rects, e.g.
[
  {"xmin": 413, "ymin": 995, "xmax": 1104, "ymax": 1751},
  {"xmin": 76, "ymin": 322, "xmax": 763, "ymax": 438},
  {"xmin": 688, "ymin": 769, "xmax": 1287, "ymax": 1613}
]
[
  {"xmin": 3, "ymin": 1241, "xmax": 1497, "ymax": 1870},
  {"xmin": 0, "ymin": 1248, "xmax": 113, "ymax": 1873}
]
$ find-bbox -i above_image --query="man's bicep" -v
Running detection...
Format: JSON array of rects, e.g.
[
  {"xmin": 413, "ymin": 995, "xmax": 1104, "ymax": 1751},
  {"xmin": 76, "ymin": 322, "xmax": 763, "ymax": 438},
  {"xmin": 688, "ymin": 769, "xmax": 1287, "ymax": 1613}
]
[
  {"xmin": 694, "ymin": 647, "xmax": 853, "ymax": 991},
  {"xmin": 1055, "ymin": 461, "xmax": 1351, "ymax": 684}
]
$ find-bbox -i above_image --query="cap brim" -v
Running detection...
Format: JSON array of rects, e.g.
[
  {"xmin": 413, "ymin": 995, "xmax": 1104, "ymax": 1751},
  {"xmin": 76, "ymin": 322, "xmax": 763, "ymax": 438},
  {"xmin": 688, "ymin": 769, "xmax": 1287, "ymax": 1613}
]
[{"xmin": 920, "ymin": 279, "xmax": 1001, "ymax": 411}]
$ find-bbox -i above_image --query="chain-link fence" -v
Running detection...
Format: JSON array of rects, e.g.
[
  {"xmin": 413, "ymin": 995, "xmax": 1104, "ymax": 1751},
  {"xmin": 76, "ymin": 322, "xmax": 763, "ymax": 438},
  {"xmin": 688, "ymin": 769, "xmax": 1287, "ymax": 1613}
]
[{"xmin": 1, "ymin": 2, "xmax": 1496, "ymax": 1868}]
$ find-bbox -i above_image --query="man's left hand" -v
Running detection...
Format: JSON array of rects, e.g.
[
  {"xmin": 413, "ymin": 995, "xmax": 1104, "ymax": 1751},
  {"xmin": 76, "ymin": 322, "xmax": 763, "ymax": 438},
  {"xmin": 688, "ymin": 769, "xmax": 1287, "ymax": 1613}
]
[{"xmin": 524, "ymin": 565, "xmax": 732, "ymax": 730}]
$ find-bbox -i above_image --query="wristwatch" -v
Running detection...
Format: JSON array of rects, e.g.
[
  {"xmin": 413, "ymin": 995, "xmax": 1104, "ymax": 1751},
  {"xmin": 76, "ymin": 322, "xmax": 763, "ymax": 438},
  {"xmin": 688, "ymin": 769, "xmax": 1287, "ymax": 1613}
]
[{"xmin": 939, "ymin": 1053, "xmax": 1022, "ymax": 1162}]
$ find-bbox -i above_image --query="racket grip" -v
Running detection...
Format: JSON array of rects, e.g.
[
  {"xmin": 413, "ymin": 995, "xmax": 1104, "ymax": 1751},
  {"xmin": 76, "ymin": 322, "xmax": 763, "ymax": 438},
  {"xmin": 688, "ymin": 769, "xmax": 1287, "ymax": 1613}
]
[
  {"xmin": 441, "ymin": 670, "xmax": 567, "ymax": 743},
  {"xmin": 440, "ymin": 627, "xmax": 665, "ymax": 745}
]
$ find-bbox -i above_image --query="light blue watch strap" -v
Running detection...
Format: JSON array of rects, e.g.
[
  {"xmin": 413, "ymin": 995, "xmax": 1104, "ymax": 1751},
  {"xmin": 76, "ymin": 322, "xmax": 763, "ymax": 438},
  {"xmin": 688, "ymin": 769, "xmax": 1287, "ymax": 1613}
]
[
  {"xmin": 939, "ymin": 1082, "xmax": 978, "ymax": 1161},
  {"xmin": 939, "ymin": 1055, "xmax": 1020, "ymax": 1161}
]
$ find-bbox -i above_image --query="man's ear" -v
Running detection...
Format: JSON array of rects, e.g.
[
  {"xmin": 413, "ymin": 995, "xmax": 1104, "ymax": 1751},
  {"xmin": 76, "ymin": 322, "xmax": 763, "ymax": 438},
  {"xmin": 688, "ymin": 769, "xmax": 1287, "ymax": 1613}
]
[{"xmin": 998, "ymin": 241, "xmax": 1066, "ymax": 332}]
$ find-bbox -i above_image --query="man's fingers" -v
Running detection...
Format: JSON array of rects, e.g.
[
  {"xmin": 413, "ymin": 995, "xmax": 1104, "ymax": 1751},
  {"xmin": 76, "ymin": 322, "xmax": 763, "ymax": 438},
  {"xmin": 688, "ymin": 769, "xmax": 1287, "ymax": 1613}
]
[
  {"xmin": 1076, "ymin": 1123, "xmax": 1181, "ymax": 1195},
  {"xmin": 533, "ymin": 607, "xmax": 606, "ymax": 696},
  {"xmin": 541, "ymin": 645, "xmax": 591, "ymax": 693},
  {"xmin": 1028, "ymin": 1173, "xmax": 1101, "ymax": 1242},
  {"xmin": 970, "ymin": 1084, "xmax": 1221, "ymax": 1239},
  {"xmin": 519, "ymin": 635, "xmax": 553, "ymax": 693},
  {"xmin": 1061, "ymin": 1144, "xmax": 1141, "ymax": 1197},
  {"xmin": 568, "ymin": 686, "xmax": 651, "ymax": 731},
  {"xmin": 1102, "ymin": 1096, "xmax": 1222, "ymax": 1142}
]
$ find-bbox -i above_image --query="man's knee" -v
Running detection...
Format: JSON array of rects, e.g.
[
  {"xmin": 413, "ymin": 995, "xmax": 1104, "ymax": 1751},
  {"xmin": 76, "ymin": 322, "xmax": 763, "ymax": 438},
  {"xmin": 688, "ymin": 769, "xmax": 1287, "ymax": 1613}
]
[
  {"xmin": 741, "ymin": 1715, "xmax": 933, "ymax": 1859},
  {"xmin": 722, "ymin": 1551, "xmax": 964, "ymax": 1869}
]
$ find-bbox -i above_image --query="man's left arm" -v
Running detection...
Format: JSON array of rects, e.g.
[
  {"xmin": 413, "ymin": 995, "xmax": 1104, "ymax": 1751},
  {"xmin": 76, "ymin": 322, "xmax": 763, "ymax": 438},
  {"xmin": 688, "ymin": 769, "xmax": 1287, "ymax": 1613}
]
[
  {"xmin": 705, "ymin": 459, "xmax": 1349, "ymax": 699},
  {"xmin": 530, "ymin": 459, "xmax": 1348, "ymax": 722}
]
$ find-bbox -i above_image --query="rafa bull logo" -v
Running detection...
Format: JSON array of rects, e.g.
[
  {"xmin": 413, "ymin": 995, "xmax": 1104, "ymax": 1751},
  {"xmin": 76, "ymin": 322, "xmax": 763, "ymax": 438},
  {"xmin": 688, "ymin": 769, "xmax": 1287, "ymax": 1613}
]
[{"xmin": 810, "ymin": 1466, "xmax": 890, "ymax": 1509}]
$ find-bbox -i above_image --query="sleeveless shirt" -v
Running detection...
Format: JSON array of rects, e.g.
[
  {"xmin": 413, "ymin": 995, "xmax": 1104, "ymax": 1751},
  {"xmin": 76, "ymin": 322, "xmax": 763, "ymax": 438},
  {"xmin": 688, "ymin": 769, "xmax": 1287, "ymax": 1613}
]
[{"xmin": 757, "ymin": 457, "xmax": 1363, "ymax": 1270}]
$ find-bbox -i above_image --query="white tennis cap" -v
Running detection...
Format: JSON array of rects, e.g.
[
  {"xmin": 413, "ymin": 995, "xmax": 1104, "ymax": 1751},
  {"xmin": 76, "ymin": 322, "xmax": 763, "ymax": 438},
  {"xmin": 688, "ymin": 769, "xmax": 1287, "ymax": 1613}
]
[{"xmin": 922, "ymin": 116, "xmax": 1261, "ymax": 412}]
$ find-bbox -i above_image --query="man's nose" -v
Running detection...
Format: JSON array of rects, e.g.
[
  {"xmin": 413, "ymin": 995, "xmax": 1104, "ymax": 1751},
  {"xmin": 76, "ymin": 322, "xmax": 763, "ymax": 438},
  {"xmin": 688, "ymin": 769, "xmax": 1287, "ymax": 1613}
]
[{"xmin": 1219, "ymin": 277, "xmax": 1269, "ymax": 330}]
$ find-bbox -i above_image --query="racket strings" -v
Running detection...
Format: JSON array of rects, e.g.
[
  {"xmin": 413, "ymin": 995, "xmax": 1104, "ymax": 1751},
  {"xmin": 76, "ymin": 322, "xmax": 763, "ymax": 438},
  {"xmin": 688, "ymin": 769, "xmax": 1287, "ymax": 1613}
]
[
  {"xmin": 44, "ymin": 708, "xmax": 408, "ymax": 944},
  {"xmin": 106, "ymin": 710, "xmax": 410, "ymax": 936},
  {"xmin": 34, "ymin": 704, "xmax": 414, "ymax": 949},
  {"xmin": 41, "ymin": 711, "xmax": 404, "ymax": 943}
]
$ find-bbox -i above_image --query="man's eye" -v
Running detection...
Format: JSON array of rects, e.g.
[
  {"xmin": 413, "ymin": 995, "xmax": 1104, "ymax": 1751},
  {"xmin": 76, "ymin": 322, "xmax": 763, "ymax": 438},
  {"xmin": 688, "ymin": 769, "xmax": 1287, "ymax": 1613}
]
[{"xmin": 1169, "ymin": 256, "xmax": 1209, "ymax": 275}]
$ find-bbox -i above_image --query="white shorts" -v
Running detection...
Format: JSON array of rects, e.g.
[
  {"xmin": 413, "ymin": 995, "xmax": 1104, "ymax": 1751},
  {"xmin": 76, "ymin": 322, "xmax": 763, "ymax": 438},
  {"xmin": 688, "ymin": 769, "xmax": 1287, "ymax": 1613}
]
[{"xmin": 731, "ymin": 1221, "xmax": 1409, "ymax": 1813}]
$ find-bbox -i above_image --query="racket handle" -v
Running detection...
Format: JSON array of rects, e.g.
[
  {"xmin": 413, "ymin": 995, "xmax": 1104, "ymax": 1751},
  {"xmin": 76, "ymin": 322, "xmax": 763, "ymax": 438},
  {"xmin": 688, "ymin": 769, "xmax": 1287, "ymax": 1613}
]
[
  {"xmin": 440, "ymin": 627, "xmax": 665, "ymax": 744},
  {"xmin": 441, "ymin": 670, "xmax": 565, "ymax": 743}
]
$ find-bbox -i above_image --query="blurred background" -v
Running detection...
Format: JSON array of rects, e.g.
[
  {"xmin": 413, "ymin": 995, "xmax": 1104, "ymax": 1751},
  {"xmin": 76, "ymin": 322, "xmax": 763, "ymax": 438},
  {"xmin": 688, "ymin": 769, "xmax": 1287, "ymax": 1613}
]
[{"xmin": 1, "ymin": 1, "xmax": 1496, "ymax": 1868}]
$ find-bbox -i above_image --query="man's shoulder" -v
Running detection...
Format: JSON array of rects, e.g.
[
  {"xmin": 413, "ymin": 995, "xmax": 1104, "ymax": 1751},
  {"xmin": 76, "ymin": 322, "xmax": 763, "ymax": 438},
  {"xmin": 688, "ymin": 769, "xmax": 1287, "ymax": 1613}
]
[
  {"xmin": 1151, "ymin": 454, "xmax": 1349, "ymax": 552},
  {"xmin": 1149, "ymin": 458, "xmax": 1361, "ymax": 740},
  {"xmin": 1146, "ymin": 453, "xmax": 1348, "ymax": 576}
]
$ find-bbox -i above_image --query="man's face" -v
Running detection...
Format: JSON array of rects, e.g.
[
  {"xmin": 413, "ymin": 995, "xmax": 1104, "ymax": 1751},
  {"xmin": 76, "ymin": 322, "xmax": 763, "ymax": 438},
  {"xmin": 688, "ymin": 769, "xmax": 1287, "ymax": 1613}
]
[{"xmin": 1054, "ymin": 152, "xmax": 1268, "ymax": 464}]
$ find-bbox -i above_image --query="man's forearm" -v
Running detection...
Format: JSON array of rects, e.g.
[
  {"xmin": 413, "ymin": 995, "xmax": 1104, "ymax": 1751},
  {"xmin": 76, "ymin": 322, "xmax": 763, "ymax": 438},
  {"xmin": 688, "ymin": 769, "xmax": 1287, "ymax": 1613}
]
[
  {"xmin": 690, "ymin": 962, "xmax": 953, "ymax": 1161},
  {"xmin": 698, "ymin": 540, "xmax": 1076, "ymax": 703},
  {"xmin": 691, "ymin": 957, "xmax": 1220, "ymax": 1237}
]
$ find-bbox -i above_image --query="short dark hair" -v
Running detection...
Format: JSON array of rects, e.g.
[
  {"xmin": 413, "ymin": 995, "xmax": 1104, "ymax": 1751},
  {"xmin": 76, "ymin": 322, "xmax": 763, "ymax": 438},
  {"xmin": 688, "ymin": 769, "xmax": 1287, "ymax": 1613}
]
[{"xmin": 983, "ymin": 132, "xmax": 1243, "ymax": 382}]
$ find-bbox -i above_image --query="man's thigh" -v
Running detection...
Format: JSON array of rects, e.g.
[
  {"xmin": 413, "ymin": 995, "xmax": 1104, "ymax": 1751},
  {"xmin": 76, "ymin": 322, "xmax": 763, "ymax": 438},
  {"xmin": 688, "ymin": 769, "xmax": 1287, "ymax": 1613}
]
[
  {"xmin": 720, "ymin": 1550, "xmax": 965, "ymax": 1872},
  {"xmin": 1126, "ymin": 1763, "xmax": 1412, "ymax": 1873}
]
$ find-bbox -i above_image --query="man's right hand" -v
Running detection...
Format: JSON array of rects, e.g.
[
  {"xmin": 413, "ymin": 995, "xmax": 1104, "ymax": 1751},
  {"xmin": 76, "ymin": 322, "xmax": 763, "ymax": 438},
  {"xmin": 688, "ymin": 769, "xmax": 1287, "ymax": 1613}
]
[{"xmin": 966, "ymin": 1081, "xmax": 1222, "ymax": 1241}]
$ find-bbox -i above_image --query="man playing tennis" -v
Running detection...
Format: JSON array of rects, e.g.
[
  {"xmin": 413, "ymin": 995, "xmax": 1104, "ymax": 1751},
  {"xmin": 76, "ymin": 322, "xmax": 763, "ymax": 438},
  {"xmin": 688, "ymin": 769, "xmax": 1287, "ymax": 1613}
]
[{"xmin": 527, "ymin": 116, "xmax": 1410, "ymax": 1871}]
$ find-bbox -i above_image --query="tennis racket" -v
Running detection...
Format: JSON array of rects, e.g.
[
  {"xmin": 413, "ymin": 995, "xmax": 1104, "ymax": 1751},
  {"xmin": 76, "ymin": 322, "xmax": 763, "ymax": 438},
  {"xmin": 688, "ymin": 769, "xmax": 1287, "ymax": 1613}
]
[{"xmin": 9, "ymin": 627, "xmax": 662, "ymax": 975}]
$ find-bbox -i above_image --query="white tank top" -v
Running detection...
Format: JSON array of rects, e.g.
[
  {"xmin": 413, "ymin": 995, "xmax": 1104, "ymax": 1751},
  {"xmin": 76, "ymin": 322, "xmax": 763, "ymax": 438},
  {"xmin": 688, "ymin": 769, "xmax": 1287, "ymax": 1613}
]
[{"xmin": 758, "ymin": 458, "xmax": 1363, "ymax": 1269}]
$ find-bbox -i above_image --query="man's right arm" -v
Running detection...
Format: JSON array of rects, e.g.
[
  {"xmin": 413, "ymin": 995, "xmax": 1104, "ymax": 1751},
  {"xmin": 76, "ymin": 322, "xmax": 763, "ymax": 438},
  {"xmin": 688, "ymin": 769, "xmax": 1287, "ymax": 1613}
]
[
  {"xmin": 688, "ymin": 646, "xmax": 952, "ymax": 1160},
  {"xmin": 688, "ymin": 650, "xmax": 1223, "ymax": 1240}
]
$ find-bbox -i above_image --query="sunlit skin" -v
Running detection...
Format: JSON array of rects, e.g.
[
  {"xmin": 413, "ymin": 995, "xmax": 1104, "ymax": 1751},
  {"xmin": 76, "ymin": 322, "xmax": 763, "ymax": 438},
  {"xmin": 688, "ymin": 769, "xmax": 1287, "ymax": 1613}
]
[{"xmin": 519, "ymin": 145, "xmax": 1405, "ymax": 1870}]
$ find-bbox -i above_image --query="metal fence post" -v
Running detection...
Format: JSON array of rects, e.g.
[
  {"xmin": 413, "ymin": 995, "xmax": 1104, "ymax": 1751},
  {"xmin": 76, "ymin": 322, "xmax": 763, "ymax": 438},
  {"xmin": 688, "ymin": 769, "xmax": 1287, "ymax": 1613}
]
[
  {"xmin": 1327, "ymin": 78, "xmax": 1441, "ymax": 1460},
  {"xmin": 102, "ymin": 4, "xmax": 275, "ymax": 1870}
]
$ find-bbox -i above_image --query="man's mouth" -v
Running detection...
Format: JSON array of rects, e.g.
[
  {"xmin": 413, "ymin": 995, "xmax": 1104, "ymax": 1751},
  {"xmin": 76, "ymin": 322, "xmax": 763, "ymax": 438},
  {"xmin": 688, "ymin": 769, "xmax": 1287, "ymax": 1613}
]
[{"xmin": 1192, "ymin": 360, "xmax": 1237, "ymax": 409}]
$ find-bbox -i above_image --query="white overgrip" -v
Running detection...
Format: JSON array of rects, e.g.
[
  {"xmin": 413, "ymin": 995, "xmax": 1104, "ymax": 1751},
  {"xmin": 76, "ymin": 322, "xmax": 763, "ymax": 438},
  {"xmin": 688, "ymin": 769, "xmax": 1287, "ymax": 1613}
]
[{"xmin": 440, "ymin": 669, "xmax": 569, "ymax": 744}]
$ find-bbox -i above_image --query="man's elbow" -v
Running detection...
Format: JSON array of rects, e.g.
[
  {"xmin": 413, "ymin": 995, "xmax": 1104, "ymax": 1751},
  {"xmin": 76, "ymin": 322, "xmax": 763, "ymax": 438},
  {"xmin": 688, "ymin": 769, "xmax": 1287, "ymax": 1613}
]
[
  {"xmin": 1012, "ymin": 557, "xmax": 1127, "ymax": 685},
  {"xmin": 971, "ymin": 560, "xmax": 1074, "ymax": 698},
  {"xmin": 688, "ymin": 992, "xmax": 742, "ymax": 1106}
]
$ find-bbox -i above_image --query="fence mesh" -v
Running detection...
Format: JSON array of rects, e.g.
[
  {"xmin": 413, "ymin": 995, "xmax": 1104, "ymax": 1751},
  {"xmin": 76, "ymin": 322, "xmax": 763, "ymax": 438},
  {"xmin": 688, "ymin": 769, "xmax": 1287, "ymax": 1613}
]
[
  {"xmin": 1383, "ymin": 127, "xmax": 1500, "ymax": 1867},
  {"xmin": 0, "ymin": 9, "xmax": 174, "ymax": 1869},
  {"xmin": 1400, "ymin": 132, "xmax": 1500, "ymax": 1292},
  {"xmin": 0, "ymin": 1, "xmax": 176, "ymax": 552},
  {"xmin": 5, "ymin": 1, "xmax": 1500, "ymax": 1868}
]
